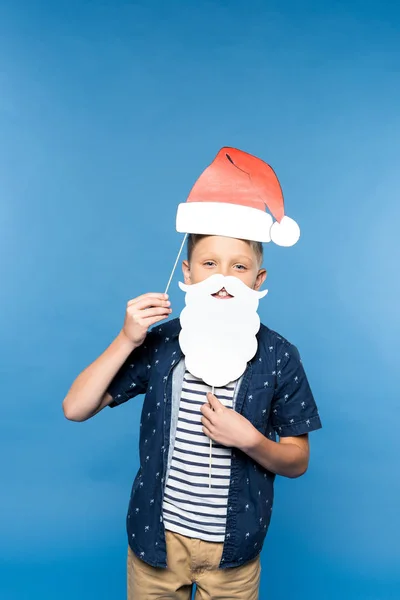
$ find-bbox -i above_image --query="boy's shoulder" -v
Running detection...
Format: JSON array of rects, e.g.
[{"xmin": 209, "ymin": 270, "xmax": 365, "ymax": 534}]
[{"xmin": 257, "ymin": 322, "xmax": 297, "ymax": 354}]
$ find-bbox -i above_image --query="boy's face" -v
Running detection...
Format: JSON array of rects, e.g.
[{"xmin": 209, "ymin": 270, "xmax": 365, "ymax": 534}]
[
  {"xmin": 179, "ymin": 235, "xmax": 267, "ymax": 386},
  {"xmin": 182, "ymin": 235, "xmax": 266, "ymax": 291}
]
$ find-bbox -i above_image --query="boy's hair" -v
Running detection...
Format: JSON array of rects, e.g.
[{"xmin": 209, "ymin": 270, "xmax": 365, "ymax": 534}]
[{"xmin": 187, "ymin": 234, "xmax": 263, "ymax": 266}]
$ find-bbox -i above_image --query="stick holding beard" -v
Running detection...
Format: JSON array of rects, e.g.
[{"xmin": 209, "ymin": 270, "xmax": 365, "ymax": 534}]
[{"xmin": 178, "ymin": 274, "xmax": 268, "ymax": 487}]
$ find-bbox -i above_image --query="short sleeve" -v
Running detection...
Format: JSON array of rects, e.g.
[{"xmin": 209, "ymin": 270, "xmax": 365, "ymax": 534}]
[
  {"xmin": 107, "ymin": 331, "xmax": 157, "ymax": 408},
  {"xmin": 271, "ymin": 342, "xmax": 322, "ymax": 436}
]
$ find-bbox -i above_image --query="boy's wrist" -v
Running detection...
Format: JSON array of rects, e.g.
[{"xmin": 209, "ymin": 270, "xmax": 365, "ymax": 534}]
[
  {"xmin": 116, "ymin": 329, "xmax": 139, "ymax": 352},
  {"xmin": 238, "ymin": 424, "xmax": 262, "ymax": 454}
]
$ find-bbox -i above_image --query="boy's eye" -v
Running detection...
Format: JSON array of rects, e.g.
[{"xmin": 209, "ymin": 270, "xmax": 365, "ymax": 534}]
[
  {"xmin": 203, "ymin": 261, "xmax": 216, "ymax": 267},
  {"xmin": 234, "ymin": 264, "xmax": 247, "ymax": 271}
]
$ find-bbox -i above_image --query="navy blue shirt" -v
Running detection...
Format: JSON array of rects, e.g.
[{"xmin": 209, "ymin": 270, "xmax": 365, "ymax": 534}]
[{"xmin": 108, "ymin": 318, "xmax": 321, "ymax": 569}]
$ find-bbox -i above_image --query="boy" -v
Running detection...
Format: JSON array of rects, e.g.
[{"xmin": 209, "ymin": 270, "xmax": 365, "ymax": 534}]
[{"xmin": 63, "ymin": 231, "xmax": 321, "ymax": 600}]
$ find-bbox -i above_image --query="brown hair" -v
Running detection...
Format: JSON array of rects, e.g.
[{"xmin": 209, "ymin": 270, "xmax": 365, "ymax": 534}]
[{"xmin": 187, "ymin": 234, "xmax": 263, "ymax": 266}]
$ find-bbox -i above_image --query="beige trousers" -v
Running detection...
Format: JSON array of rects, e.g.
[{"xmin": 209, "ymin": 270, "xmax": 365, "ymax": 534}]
[{"xmin": 127, "ymin": 530, "xmax": 261, "ymax": 600}]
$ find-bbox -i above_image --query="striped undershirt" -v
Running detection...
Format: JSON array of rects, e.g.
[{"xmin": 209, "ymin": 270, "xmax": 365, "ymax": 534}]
[{"xmin": 162, "ymin": 370, "xmax": 236, "ymax": 542}]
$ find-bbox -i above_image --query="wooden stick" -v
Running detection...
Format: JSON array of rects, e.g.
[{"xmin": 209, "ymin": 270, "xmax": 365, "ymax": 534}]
[
  {"xmin": 209, "ymin": 386, "xmax": 214, "ymax": 488},
  {"xmin": 164, "ymin": 233, "xmax": 188, "ymax": 294}
]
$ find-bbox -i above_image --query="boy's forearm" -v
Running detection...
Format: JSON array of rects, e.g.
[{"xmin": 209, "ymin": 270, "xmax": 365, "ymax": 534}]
[
  {"xmin": 62, "ymin": 330, "xmax": 138, "ymax": 422},
  {"xmin": 240, "ymin": 429, "xmax": 309, "ymax": 478}
]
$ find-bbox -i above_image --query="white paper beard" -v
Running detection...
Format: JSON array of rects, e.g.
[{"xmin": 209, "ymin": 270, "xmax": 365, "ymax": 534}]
[{"xmin": 178, "ymin": 274, "xmax": 268, "ymax": 388}]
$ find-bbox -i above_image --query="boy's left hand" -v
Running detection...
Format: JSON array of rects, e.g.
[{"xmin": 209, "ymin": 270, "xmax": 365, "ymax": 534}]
[{"xmin": 200, "ymin": 392, "xmax": 257, "ymax": 451}]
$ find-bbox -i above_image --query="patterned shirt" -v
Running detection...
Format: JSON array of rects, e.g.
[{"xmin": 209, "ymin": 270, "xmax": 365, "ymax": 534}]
[
  {"xmin": 107, "ymin": 318, "xmax": 322, "ymax": 569},
  {"xmin": 163, "ymin": 371, "xmax": 235, "ymax": 542}
]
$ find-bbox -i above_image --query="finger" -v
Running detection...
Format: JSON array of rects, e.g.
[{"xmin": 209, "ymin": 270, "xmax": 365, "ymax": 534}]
[
  {"xmin": 206, "ymin": 392, "xmax": 222, "ymax": 410},
  {"xmin": 201, "ymin": 404, "xmax": 215, "ymax": 424},
  {"xmin": 202, "ymin": 426, "xmax": 212, "ymax": 439},
  {"xmin": 128, "ymin": 293, "xmax": 168, "ymax": 305},
  {"xmin": 128, "ymin": 293, "xmax": 168, "ymax": 306},
  {"xmin": 201, "ymin": 415, "xmax": 213, "ymax": 429},
  {"xmin": 200, "ymin": 402, "xmax": 211, "ymax": 414},
  {"xmin": 134, "ymin": 307, "xmax": 172, "ymax": 319},
  {"xmin": 138, "ymin": 313, "xmax": 171, "ymax": 326},
  {"xmin": 129, "ymin": 297, "xmax": 171, "ymax": 312},
  {"xmin": 130, "ymin": 297, "xmax": 171, "ymax": 310},
  {"xmin": 140, "ymin": 314, "xmax": 172, "ymax": 327}
]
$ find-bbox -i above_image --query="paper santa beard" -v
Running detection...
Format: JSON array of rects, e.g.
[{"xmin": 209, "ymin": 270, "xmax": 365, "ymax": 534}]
[{"xmin": 178, "ymin": 275, "xmax": 267, "ymax": 388}]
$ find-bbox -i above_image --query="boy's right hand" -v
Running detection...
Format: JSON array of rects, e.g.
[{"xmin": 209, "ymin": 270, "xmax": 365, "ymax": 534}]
[{"xmin": 121, "ymin": 293, "xmax": 172, "ymax": 347}]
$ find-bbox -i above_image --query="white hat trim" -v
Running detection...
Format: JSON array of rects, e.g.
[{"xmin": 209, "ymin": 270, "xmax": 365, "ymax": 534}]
[{"xmin": 176, "ymin": 201, "xmax": 273, "ymax": 243}]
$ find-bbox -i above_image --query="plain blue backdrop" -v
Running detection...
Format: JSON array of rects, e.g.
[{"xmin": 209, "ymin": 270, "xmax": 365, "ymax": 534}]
[{"xmin": 1, "ymin": 1, "xmax": 399, "ymax": 598}]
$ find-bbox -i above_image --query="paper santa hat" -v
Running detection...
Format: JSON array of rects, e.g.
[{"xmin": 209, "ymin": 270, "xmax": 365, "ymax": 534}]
[{"xmin": 176, "ymin": 147, "xmax": 300, "ymax": 246}]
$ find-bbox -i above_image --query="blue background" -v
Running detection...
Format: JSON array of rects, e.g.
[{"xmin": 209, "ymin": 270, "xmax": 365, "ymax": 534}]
[{"xmin": 1, "ymin": 1, "xmax": 399, "ymax": 598}]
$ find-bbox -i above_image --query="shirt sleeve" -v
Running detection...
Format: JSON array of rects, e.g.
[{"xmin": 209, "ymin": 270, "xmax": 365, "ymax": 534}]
[
  {"xmin": 271, "ymin": 342, "xmax": 322, "ymax": 436},
  {"xmin": 107, "ymin": 330, "xmax": 157, "ymax": 408}
]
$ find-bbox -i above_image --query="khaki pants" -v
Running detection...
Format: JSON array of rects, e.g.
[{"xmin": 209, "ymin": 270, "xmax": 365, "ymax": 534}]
[{"xmin": 127, "ymin": 530, "xmax": 261, "ymax": 599}]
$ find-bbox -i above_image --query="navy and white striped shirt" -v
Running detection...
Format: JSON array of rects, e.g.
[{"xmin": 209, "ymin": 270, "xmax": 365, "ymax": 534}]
[{"xmin": 162, "ymin": 371, "xmax": 236, "ymax": 542}]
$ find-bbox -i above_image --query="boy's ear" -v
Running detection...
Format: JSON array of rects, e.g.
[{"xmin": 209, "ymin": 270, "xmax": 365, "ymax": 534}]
[
  {"xmin": 182, "ymin": 260, "xmax": 191, "ymax": 284},
  {"xmin": 254, "ymin": 269, "xmax": 267, "ymax": 291}
]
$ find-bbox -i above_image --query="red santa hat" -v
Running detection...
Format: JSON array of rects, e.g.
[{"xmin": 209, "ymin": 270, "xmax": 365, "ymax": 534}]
[{"xmin": 176, "ymin": 147, "xmax": 300, "ymax": 247}]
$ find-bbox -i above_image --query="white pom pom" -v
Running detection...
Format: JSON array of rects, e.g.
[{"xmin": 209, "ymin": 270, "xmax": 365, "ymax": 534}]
[{"xmin": 270, "ymin": 216, "xmax": 300, "ymax": 247}]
